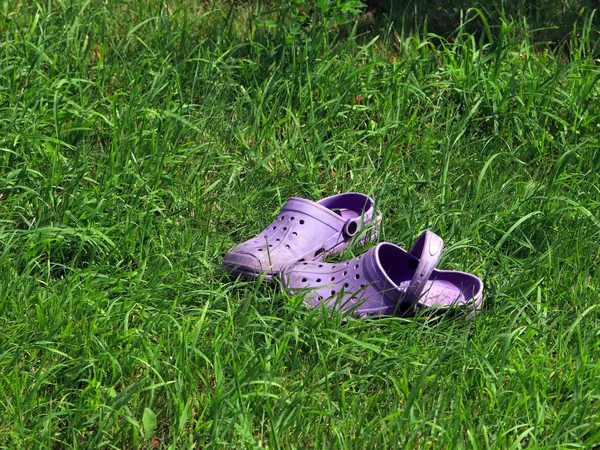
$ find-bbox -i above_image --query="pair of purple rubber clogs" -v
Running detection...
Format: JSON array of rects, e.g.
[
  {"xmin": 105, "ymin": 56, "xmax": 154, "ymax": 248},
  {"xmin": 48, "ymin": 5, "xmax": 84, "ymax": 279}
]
[{"xmin": 223, "ymin": 192, "xmax": 483, "ymax": 317}]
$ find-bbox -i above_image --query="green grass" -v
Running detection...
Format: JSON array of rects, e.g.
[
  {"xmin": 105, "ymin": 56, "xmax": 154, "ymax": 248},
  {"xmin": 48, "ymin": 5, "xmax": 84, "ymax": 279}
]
[{"xmin": 1, "ymin": 1, "xmax": 599, "ymax": 448}]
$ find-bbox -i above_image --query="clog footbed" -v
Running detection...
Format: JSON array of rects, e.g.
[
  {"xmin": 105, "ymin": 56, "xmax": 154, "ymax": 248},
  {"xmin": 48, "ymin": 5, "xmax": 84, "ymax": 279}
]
[
  {"xmin": 281, "ymin": 230, "xmax": 483, "ymax": 317},
  {"xmin": 223, "ymin": 192, "xmax": 381, "ymax": 279}
]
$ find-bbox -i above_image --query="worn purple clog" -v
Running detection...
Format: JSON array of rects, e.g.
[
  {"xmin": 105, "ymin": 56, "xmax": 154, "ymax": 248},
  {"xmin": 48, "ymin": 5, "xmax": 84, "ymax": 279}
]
[
  {"xmin": 281, "ymin": 230, "xmax": 483, "ymax": 317},
  {"xmin": 223, "ymin": 192, "xmax": 381, "ymax": 279}
]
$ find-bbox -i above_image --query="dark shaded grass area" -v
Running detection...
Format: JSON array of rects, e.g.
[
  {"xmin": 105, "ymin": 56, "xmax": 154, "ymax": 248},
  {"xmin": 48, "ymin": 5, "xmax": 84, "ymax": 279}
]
[{"xmin": 368, "ymin": 0, "xmax": 599, "ymax": 47}]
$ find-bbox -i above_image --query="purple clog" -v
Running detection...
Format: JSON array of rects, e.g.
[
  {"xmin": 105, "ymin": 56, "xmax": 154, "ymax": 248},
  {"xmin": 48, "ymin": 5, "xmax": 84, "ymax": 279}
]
[
  {"xmin": 281, "ymin": 230, "xmax": 483, "ymax": 317},
  {"xmin": 223, "ymin": 192, "xmax": 381, "ymax": 279}
]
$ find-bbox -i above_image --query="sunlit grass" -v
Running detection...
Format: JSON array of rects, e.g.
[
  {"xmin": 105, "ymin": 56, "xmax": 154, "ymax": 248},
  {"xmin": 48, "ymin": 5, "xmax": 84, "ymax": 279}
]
[{"xmin": 0, "ymin": 1, "xmax": 599, "ymax": 448}]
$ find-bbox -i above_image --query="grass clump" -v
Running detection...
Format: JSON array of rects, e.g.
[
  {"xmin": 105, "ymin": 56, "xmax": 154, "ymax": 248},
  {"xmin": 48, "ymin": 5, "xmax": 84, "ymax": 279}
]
[{"xmin": 0, "ymin": 1, "xmax": 599, "ymax": 448}]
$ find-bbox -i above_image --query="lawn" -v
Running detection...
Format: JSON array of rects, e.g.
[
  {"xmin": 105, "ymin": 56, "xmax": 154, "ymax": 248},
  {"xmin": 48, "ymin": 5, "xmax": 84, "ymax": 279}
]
[{"xmin": 1, "ymin": 1, "xmax": 599, "ymax": 448}]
